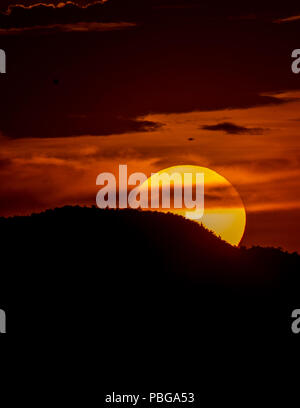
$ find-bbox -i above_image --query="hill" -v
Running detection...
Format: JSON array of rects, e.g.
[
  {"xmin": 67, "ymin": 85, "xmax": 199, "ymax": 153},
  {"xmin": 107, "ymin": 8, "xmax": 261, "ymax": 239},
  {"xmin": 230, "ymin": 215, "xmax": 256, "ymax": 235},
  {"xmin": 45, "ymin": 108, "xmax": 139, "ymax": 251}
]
[{"xmin": 0, "ymin": 206, "xmax": 298, "ymax": 344}]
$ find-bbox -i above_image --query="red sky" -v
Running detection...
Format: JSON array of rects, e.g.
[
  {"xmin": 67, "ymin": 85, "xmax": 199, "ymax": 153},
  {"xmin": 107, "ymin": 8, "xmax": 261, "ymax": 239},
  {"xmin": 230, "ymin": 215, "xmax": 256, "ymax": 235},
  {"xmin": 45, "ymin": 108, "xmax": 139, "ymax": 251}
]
[{"xmin": 0, "ymin": 0, "xmax": 300, "ymax": 252}]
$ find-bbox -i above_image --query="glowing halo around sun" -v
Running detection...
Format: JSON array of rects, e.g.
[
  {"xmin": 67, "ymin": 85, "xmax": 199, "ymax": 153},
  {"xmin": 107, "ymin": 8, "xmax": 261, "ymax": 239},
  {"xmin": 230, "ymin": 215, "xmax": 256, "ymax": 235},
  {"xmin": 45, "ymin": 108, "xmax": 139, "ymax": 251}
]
[{"xmin": 138, "ymin": 165, "xmax": 246, "ymax": 246}]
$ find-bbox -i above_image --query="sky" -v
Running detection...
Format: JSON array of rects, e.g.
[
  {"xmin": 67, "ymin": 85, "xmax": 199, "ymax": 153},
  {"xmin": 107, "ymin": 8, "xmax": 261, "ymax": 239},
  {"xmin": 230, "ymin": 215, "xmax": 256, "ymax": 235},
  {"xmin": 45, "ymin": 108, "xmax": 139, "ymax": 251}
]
[{"xmin": 0, "ymin": 0, "xmax": 300, "ymax": 252}]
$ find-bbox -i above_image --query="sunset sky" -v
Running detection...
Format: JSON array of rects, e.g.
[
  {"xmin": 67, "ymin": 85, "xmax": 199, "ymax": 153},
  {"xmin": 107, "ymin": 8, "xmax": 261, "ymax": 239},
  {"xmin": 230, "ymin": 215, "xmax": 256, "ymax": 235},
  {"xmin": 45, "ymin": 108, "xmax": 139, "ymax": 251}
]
[{"xmin": 0, "ymin": 0, "xmax": 300, "ymax": 252}]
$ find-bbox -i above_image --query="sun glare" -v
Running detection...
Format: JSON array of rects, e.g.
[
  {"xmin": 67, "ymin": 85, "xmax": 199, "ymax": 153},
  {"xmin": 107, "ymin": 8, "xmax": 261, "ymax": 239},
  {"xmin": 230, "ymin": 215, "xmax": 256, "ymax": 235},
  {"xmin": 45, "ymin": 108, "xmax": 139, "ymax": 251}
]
[{"xmin": 140, "ymin": 165, "xmax": 246, "ymax": 246}]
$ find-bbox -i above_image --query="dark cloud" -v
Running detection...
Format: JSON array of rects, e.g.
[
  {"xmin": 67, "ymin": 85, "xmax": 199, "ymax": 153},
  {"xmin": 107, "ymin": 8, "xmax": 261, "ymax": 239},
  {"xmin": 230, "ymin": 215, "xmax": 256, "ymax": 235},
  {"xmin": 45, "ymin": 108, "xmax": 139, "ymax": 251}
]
[
  {"xmin": 273, "ymin": 14, "xmax": 300, "ymax": 23},
  {"xmin": 201, "ymin": 122, "xmax": 266, "ymax": 135},
  {"xmin": 0, "ymin": 1, "xmax": 155, "ymax": 29},
  {"xmin": 2, "ymin": 0, "xmax": 300, "ymax": 28},
  {"xmin": 0, "ymin": 21, "xmax": 136, "ymax": 35},
  {"xmin": 0, "ymin": 0, "xmax": 300, "ymax": 139},
  {"xmin": 0, "ymin": 2, "xmax": 108, "ymax": 29},
  {"xmin": 5, "ymin": 115, "xmax": 164, "ymax": 138},
  {"xmin": 204, "ymin": 185, "xmax": 239, "ymax": 207}
]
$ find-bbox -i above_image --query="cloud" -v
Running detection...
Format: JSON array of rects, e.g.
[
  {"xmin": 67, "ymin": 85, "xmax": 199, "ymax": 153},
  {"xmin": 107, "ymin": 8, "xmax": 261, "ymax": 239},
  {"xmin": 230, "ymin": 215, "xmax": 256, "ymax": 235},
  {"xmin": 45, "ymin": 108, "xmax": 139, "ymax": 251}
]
[
  {"xmin": 4, "ymin": 1, "xmax": 105, "ymax": 14},
  {"xmin": 0, "ymin": 1, "xmax": 119, "ymax": 30},
  {"xmin": 201, "ymin": 122, "xmax": 266, "ymax": 135},
  {"xmin": 0, "ymin": 0, "xmax": 299, "ymax": 139},
  {"xmin": 0, "ymin": 21, "xmax": 136, "ymax": 34},
  {"xmin": 6, "ymin": 116, "xmax": 164, "ymax": 139},
  {"xmin": 273, "ymin": 14, "xmax": 300, "ymax": 23}
]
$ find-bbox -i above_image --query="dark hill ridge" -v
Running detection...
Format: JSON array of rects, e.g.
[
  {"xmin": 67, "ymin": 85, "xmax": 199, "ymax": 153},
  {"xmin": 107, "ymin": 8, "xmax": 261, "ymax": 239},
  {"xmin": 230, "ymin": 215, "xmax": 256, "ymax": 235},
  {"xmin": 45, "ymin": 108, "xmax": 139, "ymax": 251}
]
[{"xmin": 0, "ymin": 206, "xmax": 299, "ymax": 342}]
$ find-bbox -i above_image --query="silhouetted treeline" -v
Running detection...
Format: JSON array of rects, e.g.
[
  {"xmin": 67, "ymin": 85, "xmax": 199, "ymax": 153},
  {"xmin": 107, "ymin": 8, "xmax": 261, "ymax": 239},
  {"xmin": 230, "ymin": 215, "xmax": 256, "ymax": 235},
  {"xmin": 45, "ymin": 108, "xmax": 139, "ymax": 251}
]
[{"xmin": 0, "ymin": 206, "xmax": 298, "ymax": 345}]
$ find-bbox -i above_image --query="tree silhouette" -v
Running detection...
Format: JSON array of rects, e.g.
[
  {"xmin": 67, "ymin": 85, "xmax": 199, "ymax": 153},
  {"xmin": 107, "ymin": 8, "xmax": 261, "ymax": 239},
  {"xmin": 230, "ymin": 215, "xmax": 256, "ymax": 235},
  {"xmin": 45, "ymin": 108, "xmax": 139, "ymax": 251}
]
[{"xmin": 0, "ymin": 206, "xmax": 298, "ymax": 344}]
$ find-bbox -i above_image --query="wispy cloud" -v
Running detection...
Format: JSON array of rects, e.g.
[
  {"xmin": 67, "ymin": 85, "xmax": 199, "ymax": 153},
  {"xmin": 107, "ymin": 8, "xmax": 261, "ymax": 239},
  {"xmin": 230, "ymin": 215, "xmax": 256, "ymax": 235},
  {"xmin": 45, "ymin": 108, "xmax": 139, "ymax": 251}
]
[
  {"xmin": 0, "ymin": 1, "xmax": 113, "ymax": 30},
  {"xmin": 3, "ymin": 2, "xmax": 108, "ymax": 15},
  {"xmin": 273, "ymin": 14, "xmax": 300, "ymax": 23},
  {"xmin": 0, "ymin": 21, "xmax": 136, "ymax": 35},
  {"xmin": 201, "ymin": 122, "xmax": 266, "ymax": 135}
]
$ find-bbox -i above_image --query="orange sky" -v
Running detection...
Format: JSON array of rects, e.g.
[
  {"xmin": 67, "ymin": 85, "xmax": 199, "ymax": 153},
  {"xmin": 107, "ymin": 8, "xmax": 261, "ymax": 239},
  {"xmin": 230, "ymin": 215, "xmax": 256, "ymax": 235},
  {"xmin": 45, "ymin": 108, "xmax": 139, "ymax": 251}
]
[
  {"xmin": 1, "ymin": 1, "xmax": 300, "ymax": 252},
  {"xmin": 1, "ymin": 90, "xmax": 300, "ymax": 251}
]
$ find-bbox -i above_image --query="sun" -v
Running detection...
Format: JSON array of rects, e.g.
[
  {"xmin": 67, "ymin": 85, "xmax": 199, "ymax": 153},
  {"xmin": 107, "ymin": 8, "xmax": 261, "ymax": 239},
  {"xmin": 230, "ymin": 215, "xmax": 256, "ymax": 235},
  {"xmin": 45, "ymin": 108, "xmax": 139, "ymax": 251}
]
[{"xmin": 139, "ymin": 165, "xmax": 246, "ymax": 246}]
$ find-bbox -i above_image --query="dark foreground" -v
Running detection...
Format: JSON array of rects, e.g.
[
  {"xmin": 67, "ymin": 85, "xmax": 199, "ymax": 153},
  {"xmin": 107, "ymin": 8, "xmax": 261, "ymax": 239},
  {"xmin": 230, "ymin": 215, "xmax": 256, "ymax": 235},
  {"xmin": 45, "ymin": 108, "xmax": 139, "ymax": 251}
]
[{"xmin": 0, "ymin": 207, "xmax": 298, "ymax": 392}]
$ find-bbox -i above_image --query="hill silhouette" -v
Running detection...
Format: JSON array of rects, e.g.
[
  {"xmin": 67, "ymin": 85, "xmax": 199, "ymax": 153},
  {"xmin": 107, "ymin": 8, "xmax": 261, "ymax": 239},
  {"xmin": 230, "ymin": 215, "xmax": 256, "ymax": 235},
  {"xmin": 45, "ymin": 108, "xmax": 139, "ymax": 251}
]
[{"xmin": 0, "ymin": 206, "xmax": 298, "ymax": 345}]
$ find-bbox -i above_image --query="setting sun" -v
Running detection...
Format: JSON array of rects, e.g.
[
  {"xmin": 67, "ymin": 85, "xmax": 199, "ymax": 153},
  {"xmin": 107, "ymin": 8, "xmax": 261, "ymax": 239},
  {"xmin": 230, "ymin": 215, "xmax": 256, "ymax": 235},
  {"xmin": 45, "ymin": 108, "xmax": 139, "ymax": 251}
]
[{"xmin": 139, "ymin": 165, "xmax": 246, "ymax": 246}]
